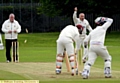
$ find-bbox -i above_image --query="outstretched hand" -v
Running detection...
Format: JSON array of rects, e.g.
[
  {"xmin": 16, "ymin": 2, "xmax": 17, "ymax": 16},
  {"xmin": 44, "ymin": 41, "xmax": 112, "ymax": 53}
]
[
  {"xmin": 74, "ymin": 7, "xmax": 77, "ymax": 11},
  {"xmin": 8, "ymin": 30, "xmax": 12, "ymax": 33},
  {"xmin": 14, "ymin": 30, "xmax": 17, "ymax": 33}
]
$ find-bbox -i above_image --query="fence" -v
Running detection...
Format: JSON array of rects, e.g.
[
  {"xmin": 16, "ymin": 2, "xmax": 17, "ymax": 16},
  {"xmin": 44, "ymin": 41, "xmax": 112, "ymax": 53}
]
[{"xmin": 0, "ymin": 3, "xmax": 120, "ymax": 33}]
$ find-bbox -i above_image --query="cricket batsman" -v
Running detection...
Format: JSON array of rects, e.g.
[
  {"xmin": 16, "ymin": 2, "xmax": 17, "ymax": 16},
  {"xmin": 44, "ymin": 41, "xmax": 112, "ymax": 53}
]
[
  {"xmin": 55, "ymin": 24, "xmax": 83, "ymax": 76},
  {"xmin": 81, "ymin": 17, "xmax": 113, "ymax": 79},
  {"xmin": 73, "ymin": 7, "xmax": 92, "ymax": 63}
]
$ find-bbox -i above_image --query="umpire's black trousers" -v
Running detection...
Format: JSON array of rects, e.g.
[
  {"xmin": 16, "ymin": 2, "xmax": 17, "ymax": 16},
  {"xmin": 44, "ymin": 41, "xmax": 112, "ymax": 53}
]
[{"xmin": 5, "ymin": 39, "xmax": 18, "ymax": 62}]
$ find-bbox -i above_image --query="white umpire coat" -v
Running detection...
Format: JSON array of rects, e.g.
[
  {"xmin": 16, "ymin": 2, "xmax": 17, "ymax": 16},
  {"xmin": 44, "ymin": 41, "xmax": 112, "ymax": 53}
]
[{"xmin": 2, "ymin": 19, "xmax": 21, "ymax": 39}]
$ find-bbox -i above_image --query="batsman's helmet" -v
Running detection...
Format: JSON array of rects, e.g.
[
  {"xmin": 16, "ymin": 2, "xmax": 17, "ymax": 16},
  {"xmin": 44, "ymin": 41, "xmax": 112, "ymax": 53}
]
[{"xmin": 76, "ymin": 24, "xmax": 83, "ymax": 34}]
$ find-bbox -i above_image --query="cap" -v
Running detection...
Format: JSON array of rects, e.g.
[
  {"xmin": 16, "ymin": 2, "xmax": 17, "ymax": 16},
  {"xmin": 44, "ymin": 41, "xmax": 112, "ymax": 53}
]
[
  {"xmin": 95, "ymin": 17, "xmax": 101, "ymax": 24},
  {"xmin": 76, "ymin": 24, "xmax": 83, "ymax": 30},
  {"xmin": 95, "ymin": 17, "xmax": 106, "ymax": 25}
]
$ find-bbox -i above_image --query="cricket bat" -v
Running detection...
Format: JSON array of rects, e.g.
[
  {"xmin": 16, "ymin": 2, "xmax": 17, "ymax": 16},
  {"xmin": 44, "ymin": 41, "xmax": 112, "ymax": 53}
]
[{"xmin": 64, "ymin": 51, "xmax": 71, "ymax": 72}]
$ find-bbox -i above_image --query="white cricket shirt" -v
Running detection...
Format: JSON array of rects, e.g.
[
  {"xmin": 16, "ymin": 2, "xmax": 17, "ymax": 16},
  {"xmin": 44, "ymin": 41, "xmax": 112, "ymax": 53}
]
[{"xmin": 84, "ymin": 18, "xmax": 113, "ymax": 45}]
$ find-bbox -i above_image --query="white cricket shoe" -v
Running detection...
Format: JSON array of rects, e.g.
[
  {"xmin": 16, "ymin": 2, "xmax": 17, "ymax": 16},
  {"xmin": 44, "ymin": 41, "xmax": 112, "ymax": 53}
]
[
  {"xmin": 105, "ymin": 74, "xmax": 112, "ymax": 78},
  {"xmin": 71, "ymin": 68, "xmax": 78, "ymax": 76},
  {"xmin": 104, "ymin": 67, "xmax": 112, "ymax": 78},
  {"xmin": 56, "ymin": 69, "xmax": 61, "ymax": 74},
  {"xmin": 6, "ymin": 60, "xmax": 10, "ymax": 63},
  {"xmin": 15, "ymin": 60, "xmax": 19, "ymax": 63},
  {"xmin": 82, "ymin": 69, "xmax": 89, "ymax": 79},
  {"xmin": 82, "ymin": 74, "xmax": 88, "ymax": 79}
]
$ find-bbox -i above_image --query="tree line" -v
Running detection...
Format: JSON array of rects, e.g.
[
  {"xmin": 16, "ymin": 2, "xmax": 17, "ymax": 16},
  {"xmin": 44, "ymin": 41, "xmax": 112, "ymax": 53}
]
[
  {"xmin": 39, "ymin": 0, "xmax": 120, "ymax": 17},
  {"xmin": 1, "ymin": 0, "xmax": 120, "ymax": 17},
  {"xmin": 0, "ymin": 0, "xmax": 119, "ymax": 32}
]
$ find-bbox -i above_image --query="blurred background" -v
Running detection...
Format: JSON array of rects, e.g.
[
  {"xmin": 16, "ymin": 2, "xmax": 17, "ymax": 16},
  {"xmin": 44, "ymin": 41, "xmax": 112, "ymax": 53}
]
[{"xmin": 0, "ymin": 0, "xmax": 120, "ymax": 33}]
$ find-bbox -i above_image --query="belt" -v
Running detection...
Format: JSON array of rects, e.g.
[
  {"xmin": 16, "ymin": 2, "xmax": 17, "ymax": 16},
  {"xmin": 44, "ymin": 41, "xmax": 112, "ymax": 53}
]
[{"xmin": 90, "ymin": 41, "xmax": 103, "ymax": 45}]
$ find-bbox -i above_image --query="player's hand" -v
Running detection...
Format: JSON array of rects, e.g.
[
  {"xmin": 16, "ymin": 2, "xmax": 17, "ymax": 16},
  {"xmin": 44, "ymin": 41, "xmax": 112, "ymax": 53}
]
[
  {"xmin": 8, "ymin": 30, "xmax": 12, "ymax": 33},
  {"xmin": 98, "ymin": 17, "xmax": 108, "ymax": 24},
  {"xmin": 100, "ymin": 17, "xmax": 106, "ymax": 22},
  {"xmin": 14, "ymin": 30, "xmax": 17, "ymax": 33},
  {"xmin": 74, "ymin": 7, "xmax": 77, "ymax": 11}
]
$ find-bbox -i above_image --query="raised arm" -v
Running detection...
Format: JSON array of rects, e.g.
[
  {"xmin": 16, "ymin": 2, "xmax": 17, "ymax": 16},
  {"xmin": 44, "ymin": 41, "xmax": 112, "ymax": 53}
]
[
  {"xmin": 95, "ymin": 17, "xmax": 113, "ymax": 30},
  {"xmin": 102, "ymin": 17, "xmax": 113, "ymax": 30},
  {"xmin": 73, "ymin": 7, "xmax": 78, "ymax": 25}
]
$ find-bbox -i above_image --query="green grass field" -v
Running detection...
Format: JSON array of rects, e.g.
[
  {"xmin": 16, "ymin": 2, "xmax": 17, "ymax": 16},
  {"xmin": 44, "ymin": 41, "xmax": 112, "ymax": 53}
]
[{"xmin": 0, "ymin": 32, "xmax": 120, "ymax": 83}]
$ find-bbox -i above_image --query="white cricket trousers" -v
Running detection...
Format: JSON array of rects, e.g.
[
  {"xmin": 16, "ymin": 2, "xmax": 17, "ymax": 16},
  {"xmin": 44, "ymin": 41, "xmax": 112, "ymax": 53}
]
[
  {"xmin": 84, "ymin": 44, "xmax": 112, "ymax": 71},
  {"xmin": 57, "ymin": 37, "xmax": 74, "ymax": 56}
]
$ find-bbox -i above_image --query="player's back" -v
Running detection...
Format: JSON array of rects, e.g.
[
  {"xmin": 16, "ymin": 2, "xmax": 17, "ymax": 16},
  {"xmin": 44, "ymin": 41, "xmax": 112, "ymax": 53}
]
[
  {"xmin": 90, "ymin": 26, "xmax": 106, "ymax": 44},
  {"xmin": 59, "ymin": 25, "xmax": 79, "ymax": 38}
]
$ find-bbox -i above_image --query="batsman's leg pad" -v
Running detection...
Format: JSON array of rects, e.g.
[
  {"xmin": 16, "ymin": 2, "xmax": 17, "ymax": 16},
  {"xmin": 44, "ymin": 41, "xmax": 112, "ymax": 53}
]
[
  {"xmin": 69, "ymin": 55, "xmax": 75, "ymax": 68},
  {"xmin": 56, "ymin": 54, "xmax": 63, "ymax": 69},
  {"xmin": 69, "ymin": 55, "xmax": 77, "ymax": 75}
]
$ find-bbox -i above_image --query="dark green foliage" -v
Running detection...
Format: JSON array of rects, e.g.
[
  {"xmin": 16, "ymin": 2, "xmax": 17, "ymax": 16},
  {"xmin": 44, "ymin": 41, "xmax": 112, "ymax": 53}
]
[
  {"xmin": 0, "ymin": 0, "xmax": 120, "ymax": 33},
  {"xmin": 1, "ymin": 0, "xmax": 120, "ymax": 17},
  {"xmin": 38, "ymin": 0, "xmax": 120, "ymax": 17}
]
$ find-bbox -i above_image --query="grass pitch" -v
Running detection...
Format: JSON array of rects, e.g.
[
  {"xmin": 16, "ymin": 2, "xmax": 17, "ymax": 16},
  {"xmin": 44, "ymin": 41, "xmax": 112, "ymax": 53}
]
[{"xmin": 0, "ymin": 32, "xmax": 120, "ymax": 83}]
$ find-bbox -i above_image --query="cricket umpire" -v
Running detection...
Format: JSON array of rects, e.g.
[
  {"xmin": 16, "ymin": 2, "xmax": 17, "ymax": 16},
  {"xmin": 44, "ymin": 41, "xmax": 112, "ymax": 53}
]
[
  {"xmin": 1, "ymin": 13, "xmax": 21, "ymax": 63},
  {"xmin": 81, "ymin": 17, "xmax": 113, "ymax": 79}
]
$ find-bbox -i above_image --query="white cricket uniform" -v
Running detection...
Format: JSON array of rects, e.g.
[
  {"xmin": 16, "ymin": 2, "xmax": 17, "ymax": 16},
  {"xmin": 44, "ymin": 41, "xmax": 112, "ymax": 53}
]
[
  {"xmin": 83, "ymin": 18, "xmax": 113, "ymax": 72},
  {"xmin": 73, "ymin": 11, "xmax": 92, "ymax": 59},
  {"xmin": 2, "ymin": 19, "xmax": 21, "ymax": 39},
  {"xmin": 56, "ymin": 25, "xmax": 80, "ymax": 56}
]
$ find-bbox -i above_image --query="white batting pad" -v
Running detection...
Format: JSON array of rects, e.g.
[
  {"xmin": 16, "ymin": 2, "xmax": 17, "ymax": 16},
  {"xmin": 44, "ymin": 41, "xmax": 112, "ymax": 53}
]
[{"xmin": 0, "ymin": 33, "xmax": 4, "ymax": 50}]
